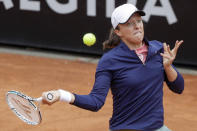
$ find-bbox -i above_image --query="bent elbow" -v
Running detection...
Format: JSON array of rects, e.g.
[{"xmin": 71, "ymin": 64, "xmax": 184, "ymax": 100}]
[
  {"xmin": 177, "ymin": 82, "xmax": 184, "ymax": 94},
  {"xmin": 91, "ymin": 102, "xmax": 104, "ymax": 112},
  {"xmin": 169, "ymin": 85, "xmax": 184, "ymax": 94},
  {"xmin": 177, "ymin": 88, "xmax": 184, "ymax": 94}
]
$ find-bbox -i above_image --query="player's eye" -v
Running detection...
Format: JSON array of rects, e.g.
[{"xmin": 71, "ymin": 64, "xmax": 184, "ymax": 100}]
[
  {"xmin": 126, "ymin": 19, "xmax": 142, "ymax": 27},
  {"xmin": 136, "ymin": 19, "xmax": 142, "ymax": 24}
]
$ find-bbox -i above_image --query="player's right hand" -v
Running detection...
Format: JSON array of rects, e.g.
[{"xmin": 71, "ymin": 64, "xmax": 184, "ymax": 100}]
[{"xmin": 42, "ymin": 90, "xmax": 60, "ymax": 105}]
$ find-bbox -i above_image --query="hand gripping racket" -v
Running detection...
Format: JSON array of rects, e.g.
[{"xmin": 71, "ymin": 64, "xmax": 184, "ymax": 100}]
[{"xmin": 6, "ymin": 90, "xmax": 54, "ymax": 125}]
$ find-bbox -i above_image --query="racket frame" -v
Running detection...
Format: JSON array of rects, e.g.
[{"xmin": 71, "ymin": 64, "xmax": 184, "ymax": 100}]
[{"xmin": 6, "ymin": 90, "xmax": 42, "ymax": 125}]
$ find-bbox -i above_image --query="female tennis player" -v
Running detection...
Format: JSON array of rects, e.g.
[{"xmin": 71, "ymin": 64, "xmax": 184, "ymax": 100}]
[{"xmin": 42, "ymin": 3, "xmax": 184, "ymax": 131}]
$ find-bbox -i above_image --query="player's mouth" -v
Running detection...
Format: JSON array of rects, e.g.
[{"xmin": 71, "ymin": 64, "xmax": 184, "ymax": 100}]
[{"xmin": 134, "ymin": 31, "xmax": 142, "ymax": 35}]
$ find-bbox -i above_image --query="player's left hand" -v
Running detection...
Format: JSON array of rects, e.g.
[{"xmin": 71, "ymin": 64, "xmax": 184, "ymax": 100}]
[{"xmin": 160, "ymin": 40, "xmax": 183, "ymax": 68}]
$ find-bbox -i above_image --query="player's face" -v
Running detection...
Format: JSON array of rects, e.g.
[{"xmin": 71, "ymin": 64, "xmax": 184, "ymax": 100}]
[{"xmin": 115, "ymin": 13, "xmax": 144, "ymax": 45}]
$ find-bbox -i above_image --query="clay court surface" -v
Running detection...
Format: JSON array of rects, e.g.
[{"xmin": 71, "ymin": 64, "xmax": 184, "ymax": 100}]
[{"xmin": 0, "ymin": 53, "xmax": 197, "ymax": 131}]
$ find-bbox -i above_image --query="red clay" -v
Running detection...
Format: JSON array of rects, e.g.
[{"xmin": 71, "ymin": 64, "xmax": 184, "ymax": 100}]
[{"xmin": 0, "ymin": 53, "xmax": 196, "ymax": 131}]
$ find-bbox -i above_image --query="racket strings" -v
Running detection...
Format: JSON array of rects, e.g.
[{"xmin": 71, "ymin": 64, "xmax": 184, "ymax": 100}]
[{"xmin": 11, "ymin": 98, "xmax": 33, "ymax": 120}]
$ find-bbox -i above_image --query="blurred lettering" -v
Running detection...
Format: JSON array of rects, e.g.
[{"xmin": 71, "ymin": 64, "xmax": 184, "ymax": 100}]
[
  {"xmin": 0, "ymin": 0, "xmax": 14, "ymax": 9},
  {"xmin": 87, "ymin": 0, "xmax": 96, "ymax": 16},
  {"xmin": 106, "ymin": 0, "xmax": 177, "ymax": 25},
  {"xmin": 46, "ymin": 0, "xmax": 77, "ymax": 14},
  {"xmin": 0, "ymin": 0, "xmax": 177, "ymax": 24},
  {"xmin": 20, "ymin": 0, "xmax": 40, "ymax": 11},
  {"xmin": 143, "ymin": 0, "xmax": 177, "ymax": 24}
]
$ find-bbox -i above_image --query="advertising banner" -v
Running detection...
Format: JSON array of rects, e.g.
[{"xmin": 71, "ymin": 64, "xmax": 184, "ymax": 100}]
[{"xmin": 0, "ymin": 0, "xmax": 196, "ymax": 66}]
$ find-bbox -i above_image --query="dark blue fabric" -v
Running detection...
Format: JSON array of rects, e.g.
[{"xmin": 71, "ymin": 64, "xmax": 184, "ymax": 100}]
[{"xmin": 73, "ymin": 40, "xmax": 184, "ymax": 131}]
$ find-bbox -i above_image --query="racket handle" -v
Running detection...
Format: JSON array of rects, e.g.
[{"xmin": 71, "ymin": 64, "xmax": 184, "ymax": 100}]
[{"xmin": 46, "ymin": 93, "xmax": 54, "ymax": 102}]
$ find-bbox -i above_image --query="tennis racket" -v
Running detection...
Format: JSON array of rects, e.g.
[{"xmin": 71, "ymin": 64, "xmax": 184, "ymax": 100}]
[{"xmin": 6, "ymin": 90, "xmax": 54, "ymax": 125}]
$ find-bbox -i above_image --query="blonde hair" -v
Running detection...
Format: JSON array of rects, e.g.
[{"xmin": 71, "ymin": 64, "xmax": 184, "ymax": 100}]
[{"xmin": 102, "ymin": 28, "xmax": 121, "ymax": 50}]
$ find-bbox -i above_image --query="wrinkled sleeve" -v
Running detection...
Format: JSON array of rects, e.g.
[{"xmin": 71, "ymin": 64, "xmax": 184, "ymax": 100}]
[
  {"xmin": 164, "ymin": 65, "xmax": 184, "ymax": 94},
  {"xmin": 72, "ymin": 57, "xmax": 112, "ymax": 112}
]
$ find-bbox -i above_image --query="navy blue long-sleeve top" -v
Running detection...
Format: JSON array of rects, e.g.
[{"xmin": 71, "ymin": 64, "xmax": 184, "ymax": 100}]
[{"xmin": 73, "ymin": 40, "xmax": 184, "ymax": 130}]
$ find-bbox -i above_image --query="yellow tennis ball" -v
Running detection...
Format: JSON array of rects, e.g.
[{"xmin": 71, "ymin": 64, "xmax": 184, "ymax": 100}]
[{"xmin": 83, "ymin": 33, "xmax": 96, "ymax": 46}]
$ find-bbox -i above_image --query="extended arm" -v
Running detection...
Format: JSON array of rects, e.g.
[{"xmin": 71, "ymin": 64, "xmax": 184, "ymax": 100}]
[{"xmin": 41, "ymin": 70, "xmax": 112, "ymax": 112}]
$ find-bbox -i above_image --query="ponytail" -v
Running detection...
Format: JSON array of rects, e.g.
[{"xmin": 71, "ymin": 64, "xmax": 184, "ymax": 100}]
[{"xmin": 102, "ymin": 28, "xmax": 121, "ymax": 50}]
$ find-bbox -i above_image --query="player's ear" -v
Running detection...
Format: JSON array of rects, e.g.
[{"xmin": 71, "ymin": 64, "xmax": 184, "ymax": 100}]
[{"xmin": 114, "ymin": 26, "xmax": 121, "ymax": 37}]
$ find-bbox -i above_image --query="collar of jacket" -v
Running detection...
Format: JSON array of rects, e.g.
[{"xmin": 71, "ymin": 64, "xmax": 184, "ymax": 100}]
[{"xmin": 118, "ymin": 38, "xmax": 162, "ymax": 59}]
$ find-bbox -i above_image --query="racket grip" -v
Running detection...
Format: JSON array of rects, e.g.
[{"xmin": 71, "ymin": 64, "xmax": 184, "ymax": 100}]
[{"xmin": 46, "ymin": 93, "xmax": 54, "ymax": 102}]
